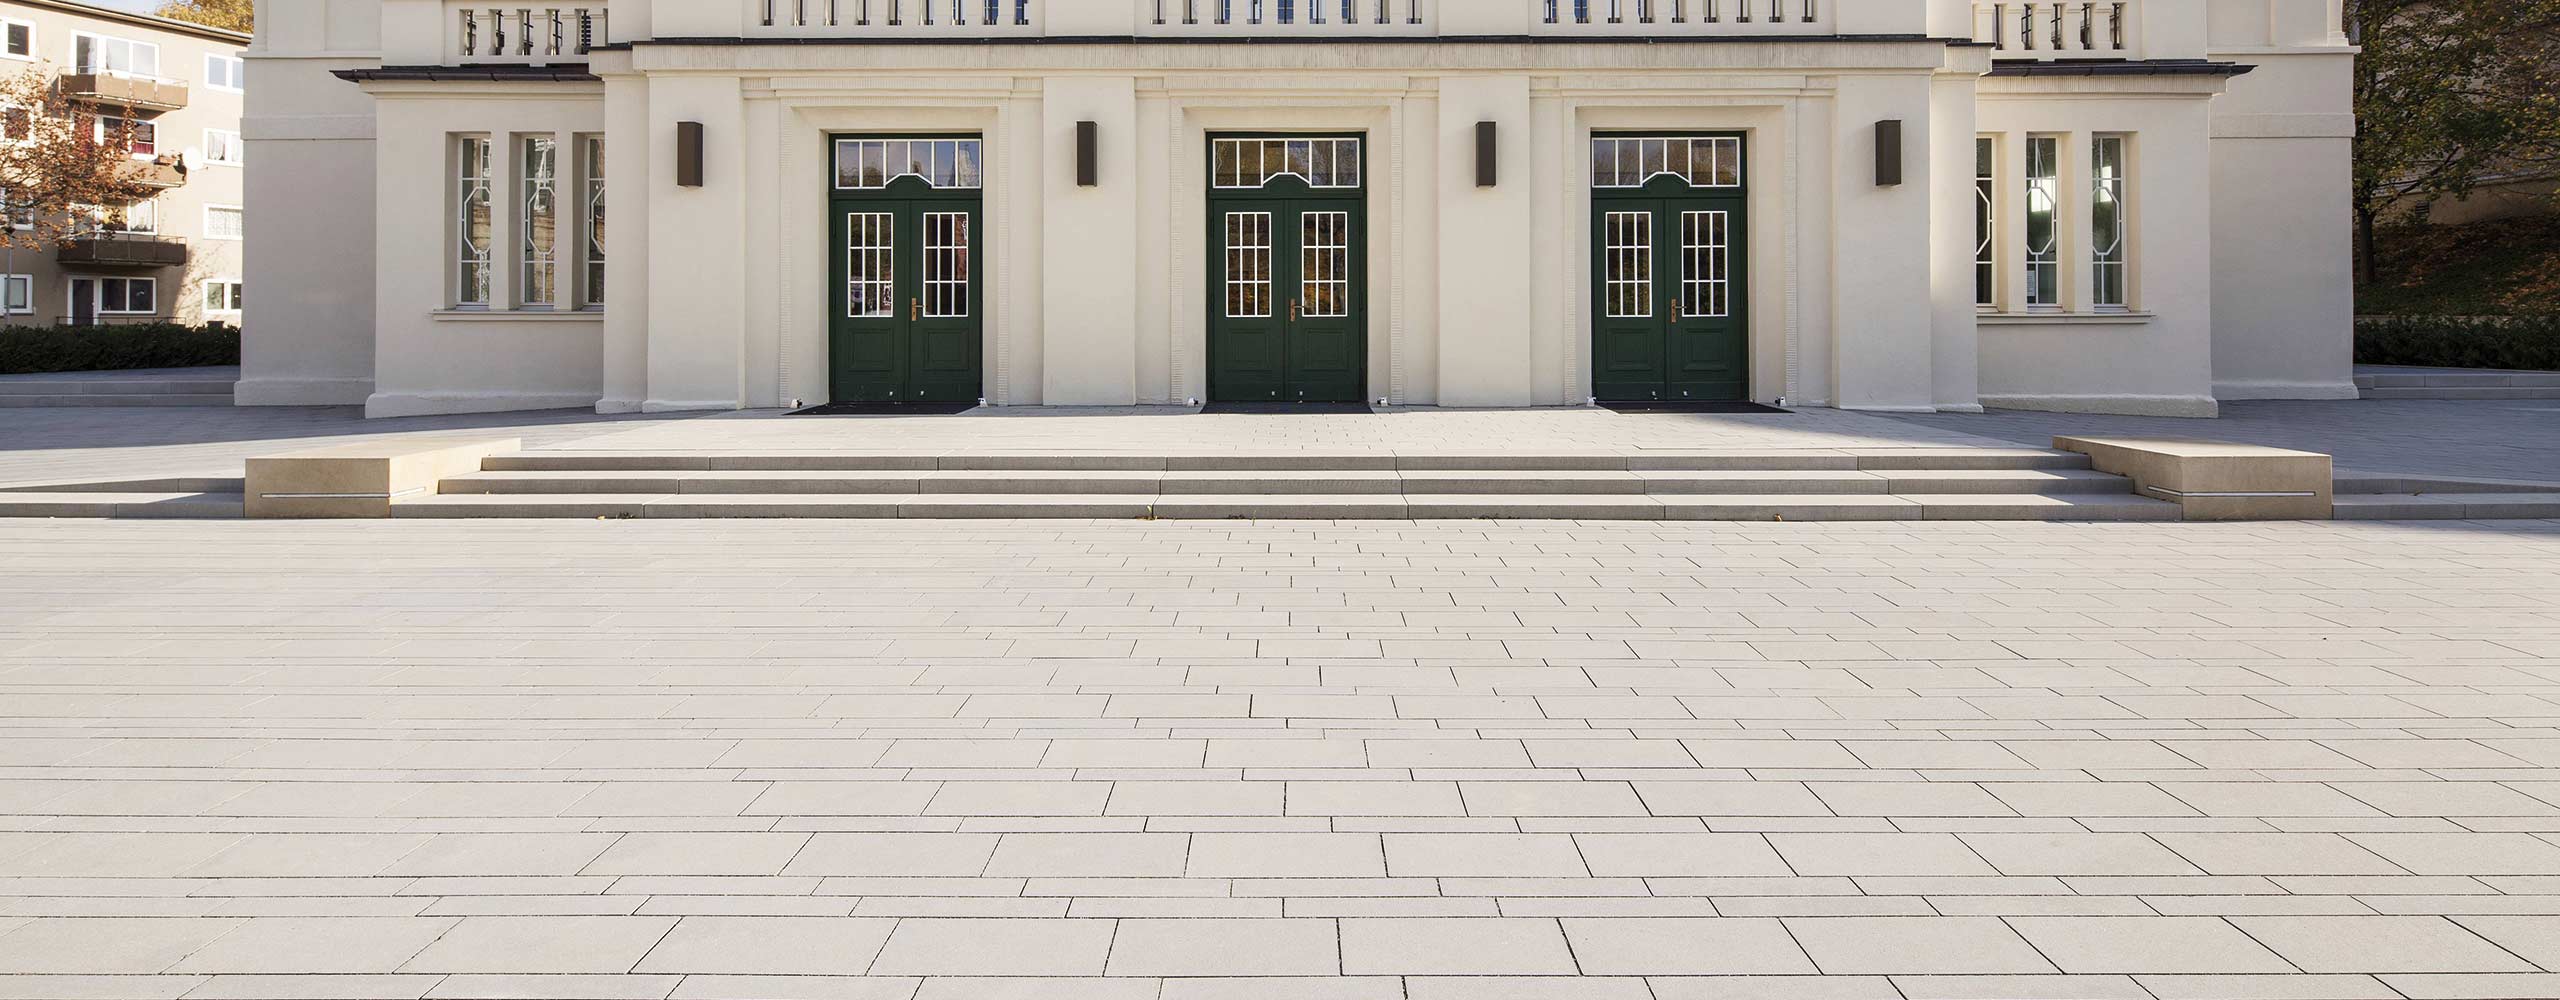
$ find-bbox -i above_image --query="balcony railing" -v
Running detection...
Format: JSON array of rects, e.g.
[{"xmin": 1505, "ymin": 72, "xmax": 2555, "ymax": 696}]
[
  {"xmin": 453, "ymin": 6, "xmax": 609, "ymax": 64},
  {"xmin": 1972, "ymin": 1, "xmax": 2136, "ymax": 59},
  {"xmin": 57, "ymin": 234, "xmax": 189, "ymax": 269},
  {"xmin": 60, "ymin": 72, "xmax": 189, "ymax": 112},
  {"xmin": 1143, "ymin": 1, "xmax": 1432, "ymax": 36},
  {"xmin": 748, "ymin": 0, "xmax": 1047, "ymax": 37},
  {"xmin": 1534, "ymin": 0, "xmax": 1831, "ymax": 36},
  {"xmin": 115, "ymin": 157, "xmax": 189, "ymax": 191}
]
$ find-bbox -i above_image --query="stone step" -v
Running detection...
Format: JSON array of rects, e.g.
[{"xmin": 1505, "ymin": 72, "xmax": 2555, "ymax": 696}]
[
  {"xmin": 0, "ymin": 492, "xmax": 246, "ymax": 518},
  {"xmin": 438, "ymin": 468, "xmax": 2133, "ymax": 498},
  {"xmin": 2333, "ymin": 493, "xmax": 2560, "ymax": 520},
  {"xmin": 389, "ymin": 492, "xmax": 2182, "ymax": 521},
  {"xmin": 0, "ymin": 393, "xmax": 234, "ymax": 407},
  {"xmin": 480, "ymin": 448, "xmax": 2097, "ymax": 474},
  {"xmin": 0, "ymin": 380, "xmax": 236, "ymax": 395},
  {"xmin": 2361, "ymin": 386, "xmax": 2560, "ymax": 400}
]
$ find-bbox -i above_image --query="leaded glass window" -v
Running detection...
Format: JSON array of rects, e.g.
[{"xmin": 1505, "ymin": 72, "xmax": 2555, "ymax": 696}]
[
  {"xmin": 521, "ymin": 136, "xmax": 559, "ymax": 307},
  {"xmin": 2024, "ymin": 135, "xmax": 2060, "ymax": 310},
  {"xmin": 1680, "ymin": 210, "xmax": 1729, "ymax": 319},
  {"xmin": 1591, "ymin": 136, "xmax": 1740, "ymax": 189},
  {"xmin": 1603, "ymin": 211, "xmax": 1651, "ymax": 319},
  {"xmin": 1224, "ymin": 212, "xmax": 1273, "ymax": 318},
  {"xmin": 456, "ymin": 137, "xmax": 493, "ymax": 307},
  {"xmin": 582, "ymin": 136, "xmax": 606, "ymax": 308},
  {"xmin": 1975, "ymin": 136, "xmax": 1996, "ymax": 308},
  {"xmin": 923, "ymin": 212, "xmax": 971, "ymax": 318},
  {"xmin": 1213, "ymin": 138, "xmax": 1362, "ymax": 190},
  {"xmin": 2091, "ymin": 134, "xmax": 2128, "ymax": 310},
  {"xmin": 846, "ymin": 213, "xmax": 894, "ymax": 318},
  {"xmin": 1301, "ymin": 211, "xmax": 1350, "ymax": 318},
  {"xmin": 834, "ymin": 138, "xmax": 984, "ymax": 190}
]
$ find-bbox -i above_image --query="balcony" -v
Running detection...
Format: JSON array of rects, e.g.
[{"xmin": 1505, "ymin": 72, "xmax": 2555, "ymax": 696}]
[
  {"xmin": 57, "ymin": 233, "xmax": 189, "ymax": 269},
  {"xmin": 60, "ymin": 72, "xmax": 189, "ymax": 113},
  {"xmin": 1972, "ymin": 2, "xmax": 2140, "ymax": 60},
  {"xmin": 451, "ymin": 6, "xmax": 611, "ymax": 64},
  {"xmin": 116, "ymin": 156, "xmax": 189, "ymax": 191}
]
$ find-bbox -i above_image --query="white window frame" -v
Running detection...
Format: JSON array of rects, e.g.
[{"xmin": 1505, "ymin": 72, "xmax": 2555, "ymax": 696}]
[
  {"xmin": 203, "ymin": 278, "xmax": 243, "ymax": 315},
  {"xmin": 204, "ymin": 53, "xmax": 244, "ymax": 93},
  {"xmin": 2090, "ymin": 133, "xmax": 2131, "ymax": 312},
  {"xmin": 2, "ymin": 274, "xmax": 32, "ymax": 314},
  {"xmin": 203, "ymin": 204, "xmax": 243, "ymax": 241},
  {"xmin": 95, "ymin": 114, "xmax": 157, "ymax": 160},
  {"xmin": 2023, "ymin": 134, "xmax": 2063, "ymax": 312},
  {"xmin": 579, "ymin": 135, "xmax": 605, "ymax": 309},
  {"xmin": 1974, "ymin": 135, "xmax": 1998, "ymax": 311},
  {"xmin": 203, "ymin": 128, "xmax": 243, "ymax": 167},
  {"xmin": 455, "ymin": 135, "xmax": 494, "ymax": 308},
  {"xmin": 0, "ymin": 18, "xmax": 34, "ymax": 62},
  {"xmin": 79, "ymin": 276, "xmax": 158, "ymax": 316},
  {"xmin": 518, "ymin": 134, "xmax": 559, "ymax": 308},
  {"xmin": 84, "ymin": 197, "xmax": 158, "ymax": 235},
  {"xmin": 69, "ymin": 31, "xmax": 161, "ymax": 80}
]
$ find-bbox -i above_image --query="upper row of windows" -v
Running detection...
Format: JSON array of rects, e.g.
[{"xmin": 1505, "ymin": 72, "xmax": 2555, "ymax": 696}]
[{"xmin": 0, "ymin": 18, "xmax": 243, "ymax": 93}]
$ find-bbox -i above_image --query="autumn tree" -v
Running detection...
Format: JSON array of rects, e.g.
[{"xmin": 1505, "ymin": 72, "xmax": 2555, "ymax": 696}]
[
  {"xmin": 0, "ymin": 65, "xmax": 165, "ymax": 252},
  {"xmin": 2349, "ymin": 0, "xmax": 2560, "ymax": 282},
  {"xmin": 154, "ymin": 0, "xmax": 252, "ymax": 34}
]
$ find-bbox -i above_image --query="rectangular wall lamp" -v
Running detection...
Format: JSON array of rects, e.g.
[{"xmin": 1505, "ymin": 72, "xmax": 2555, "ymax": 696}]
[
  {"xmin": 1077, "ymin": 121, "xmax": 1099, "ymax": 187},
  {"xmin": 1874, "ymin": 119, "xmax": 1904, "ymax": 187},
  {"xmin": 1475, "ymin": 121, "xmax": 1498, "ymax": 187},
  {"xmin": 676, "ymin": 121, "xmax": 705, "ymax": 188}
]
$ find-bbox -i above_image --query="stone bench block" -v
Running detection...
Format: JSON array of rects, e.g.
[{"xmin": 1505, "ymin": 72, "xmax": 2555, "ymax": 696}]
[
  {"xmin": 2053, "ymin": 436, "xmax": 2332, "ymax": 521},
  {"xmin": 245, "ymin": 437, "xmax": 521, "ymax": 518}
]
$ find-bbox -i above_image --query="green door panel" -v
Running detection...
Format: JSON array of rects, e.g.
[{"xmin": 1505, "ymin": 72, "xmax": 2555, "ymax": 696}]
[
  {"xmin": 827, "ymin": 180, "xmax": 983, "ymax": 405},
  {"xmin": 1206, "ymin": 149, "xmax": 1367, "ymax": 405},
  {"xmin": 1590, "ymin": 135, "xmax": 1749, "ymax": 403}
]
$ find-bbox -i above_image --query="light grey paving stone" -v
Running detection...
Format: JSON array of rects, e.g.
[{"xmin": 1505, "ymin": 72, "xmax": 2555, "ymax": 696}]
[
  {"xmin": 420, "ymin": 973, "xmax": 685, "ymax": 999},
  {"xmin": 629, "ymin": 917, "xmax": 897, "ymax": 975},
  {"xmin": 170, "ymin": 918, "xmax": 458, "ymax": 975},
  {"xmin": 1960, "ymin": 833, "xmax": 2204, "ymax": 876},
  {"xmin": 1887, "ymin": 975, "xmax": 2150, "ymax": 999},
  {"xmin": 1103, "ymin": 918, "xmax": 1341, "ymax": 977},
  {"xmin": 384, "ymin": 835, "xmax": 623, "ymax": 877},
  {"xmin": 2007, "ymin": 916, "xmax": 2296, "ymax": 973},
  {"xmin": 1572, "ymin": 833, "xmax": 1792, "ymax": 877},
  {"xmin": 1766, "ymin": 833, "xmax": 1999, "ymax": 876},
  {"xmin": 2154, "ymin": 834, "xmax": 2403, "ymax": 876},
  {"xmin": 1559, "ymin": 917, "xmax": 1817, "ymax": 975},
  {"xmin": 2230, "ymin": 916, "xmax": 2540, "ymax": 974},
  {"xmin": 1156, "ymin": 978, "xmax": 1400, "ymax": 1000},
  {"xmin": 868, "ymin": 919, "xmax": 1117, "ymax": 976},
  {"xmin": 0, "ymin": 917, "xmax": 243, "ymax": 974},
  {"xmin": 2133, "ymin": 974, "xmax": 2398, "ymax": 1000},
  {"xmin": 2346, "ymin": 834, "xmax": 2560, "ymax": 876},
  {"xmin": 1643, "ymin": 977, "xmax": 1900, "ymax": 1000},
  {"xmin": 665, "ymin": 977, "xmax": 919, "ymax": 1000},
  {"xmin": 1383, "ymin": 834, "xmax": 1589, "ymax": 877},
  {"xmin": 178, "ymin": 974, "xmax": 446, "ymax": 999},
  {"xmin": 581, "ymin": 834, "xmax": 813, "ymax": 877},
  {"xmin": 1402, "ymin": 978, "xmax": 1653, "ymax": 1000},
  {"xmin": 908, "ymin": 979, "xmax": 1157, "ymax": 1000},
  {"xmin": 781, "ymin": 835, "xmax": 1002, "ymax": 877},
  {"xmin": 982, "ymin": 834, "xmax": 1188, "ymax": 878},
  {"xmin": 2450, "ymin": 915, "xmax": 2560, "ymax": 971},
  {"xmin": 1783, "ymin": 917, "xmax": 2058, "ymax": 974},
  {"xmin": 1187, "ymin": 833, "xmax": 1384, "ymax": 878},
  {"xmin": 1337, "ymin": 917, "xmax": 1580, "ymax": 975},
  {"xmin": 396, "ymin": 916, "xmax": 682, "ymax": 974}
]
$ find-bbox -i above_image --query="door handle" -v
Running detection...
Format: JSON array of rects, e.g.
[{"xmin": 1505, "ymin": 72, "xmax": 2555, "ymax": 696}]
[
  {"xmin": 911, "ymin": 298, "xmax": 920, "ymax": 321},
  {"xmin": 1669, "ymin": 296, "xmax": 1681, "ymax": 321},
  {"xmin": 1289, "ymin": 297, "xmax": 1300, "ymax": 322}
]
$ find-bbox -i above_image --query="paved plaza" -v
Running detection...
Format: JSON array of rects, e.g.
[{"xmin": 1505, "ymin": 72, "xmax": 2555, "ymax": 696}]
[{"xmin": 3, "ymin": 513, "xmax": 2560, "ymax": 999}]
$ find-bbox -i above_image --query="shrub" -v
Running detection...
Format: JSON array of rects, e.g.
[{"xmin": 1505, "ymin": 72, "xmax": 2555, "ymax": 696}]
[
  {"xmin": 0, "ymin": 322, "xmax": 242, "ymax": 375},
  {"xmin": 2355, "ymin": 315, "xmax": 2560, "ymax": 371}
]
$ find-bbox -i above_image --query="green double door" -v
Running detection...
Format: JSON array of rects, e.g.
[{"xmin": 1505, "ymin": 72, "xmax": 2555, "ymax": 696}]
[
  {"xmin": 1209, "ymin": 185, "xmax": 1366, "ymax": 404},
  {"xmin": 829, "ymin": 184, "xmax": 983, "ymax": 404},
  {"xmin": 1592, "ymin": 183, "xmax": 1749, "ymax": 402}
]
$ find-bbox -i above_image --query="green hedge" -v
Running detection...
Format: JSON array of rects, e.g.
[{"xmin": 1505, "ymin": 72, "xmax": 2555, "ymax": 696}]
[
  {"xmin": 0, "ymin": 323, "xmax": 241, "ymax": 375},
  {"xmin": 2355, "ymin": 315, "xmax": 2560, "ymax": 372}
]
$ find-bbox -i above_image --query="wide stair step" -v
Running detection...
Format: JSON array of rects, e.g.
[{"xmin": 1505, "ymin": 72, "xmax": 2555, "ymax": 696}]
[
  {"xmin": 0, "ymin": 393, "xmax": 234, "ymax": 407},
  {"xmin": 392, "ymin": 491, "xmax": 2180, "ymax": 521},
  {"xmin": 0, "ymin": 492, "xmax": 245, "ymax": 518},
  {"xmin": 438, "ymin": 467, "xmax": 2133, "ymax": 497}
]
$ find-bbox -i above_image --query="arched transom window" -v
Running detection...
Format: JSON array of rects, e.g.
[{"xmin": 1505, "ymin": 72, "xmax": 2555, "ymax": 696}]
[
  {"xmin": 1214, "ymin": 137, "xmax": 1363, "ymax": 190},
  {"xmin": 1591, "ymin": 136, "xmax": 1742, "ymax": 189},
  {"xmin": 835, "ymin": 138, "xmax": 985, "ymax": 190}
]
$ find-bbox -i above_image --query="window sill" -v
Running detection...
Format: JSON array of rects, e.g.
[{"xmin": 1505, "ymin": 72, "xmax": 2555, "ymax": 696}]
[
  {"xmin": 431, "ymin": 309, "xmax": 603, "ymax": 323},
  {"xmin": 1978, "ymin": 311, "xmax": 2153, "ymax": 326}
]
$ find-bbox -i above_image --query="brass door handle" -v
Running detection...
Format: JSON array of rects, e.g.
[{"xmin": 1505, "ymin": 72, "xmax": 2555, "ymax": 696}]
[
  {"xmin": 1289, "ymin": 298, "xmax": 1300, "ymax": 322},
  {"xmin": 1669, "ymin": 296, "xmax": 1681, "ymax": 321},
  {"xmin": 910, "ymin": 298, "xmax": 920, "ymax": 321}
]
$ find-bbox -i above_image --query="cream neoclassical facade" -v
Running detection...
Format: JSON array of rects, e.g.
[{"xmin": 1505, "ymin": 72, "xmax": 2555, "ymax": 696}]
[{"xmin": 241, "ymin": 0, "xmax": 2356, "ymax": 418}]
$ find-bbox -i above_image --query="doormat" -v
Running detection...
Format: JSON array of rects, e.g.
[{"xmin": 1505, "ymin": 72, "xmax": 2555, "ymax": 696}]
[
  {"xmin": 1200, "ymin": 402, "xmax": 1376, "ymax": 415},
  {"xmin": 1599, "ymin": 401, "xmax": 1791, "ymax": 414},
  {"xmin": 789, "ymin": 402, "xmax": 981, "ymax": 416}
]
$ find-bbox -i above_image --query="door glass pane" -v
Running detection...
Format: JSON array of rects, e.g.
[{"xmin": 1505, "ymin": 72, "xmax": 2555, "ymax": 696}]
[
  {"xmin": 2091, "ymin": 134, "xmax": 2128, "ymax": 309},
  {"xmin": 1975, "ymin": 136, "xmax": 1996, "ymax": 307},
  {"xmin": 1603, "ymin": 210, "xmax": 1651, "ymax": 319},
  {"xmin": 1681, "ymin": 210, "xmax": 1729, "ymax": 319},
  {"xmin": 1224, "ymin": 211, "xmax": 1272, "ymax": 318},
  {"xmin": 846, "ymin": 212, "xmax": 894, "ymax": 317},
  {"xmin": 1300, "ymin": 211, "xmax": 1350, "ymax": 318},
  {"xmin": 922, "ymin": 212, "xmax": 970, "ymax": 318}
]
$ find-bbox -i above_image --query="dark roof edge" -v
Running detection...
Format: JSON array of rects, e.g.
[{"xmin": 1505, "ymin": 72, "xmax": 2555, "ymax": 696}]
[
  {"xmin": 1986, "ymin": 58, "xmax": 2256, "ymax": 78},
  {"xmin": 336, "ymin": 65, "xmax": 602, "ymax": 84}
]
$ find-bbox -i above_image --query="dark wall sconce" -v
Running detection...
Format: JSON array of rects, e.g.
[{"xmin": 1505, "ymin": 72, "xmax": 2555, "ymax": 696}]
[
  {"xmin": 1874, "ymin": 119, "xmax": 1904, "ymax": 187},
  {"xmin": 676, "ymin": 121, "xmax": 705, "ymax": 188},
  {"xmin": 1076, "ymin": 121, "xmax": 1099, "ymax": 188},
  {"xmin": 1475, "ymin": 121, "xmax": 1498, "ymax": 187}
]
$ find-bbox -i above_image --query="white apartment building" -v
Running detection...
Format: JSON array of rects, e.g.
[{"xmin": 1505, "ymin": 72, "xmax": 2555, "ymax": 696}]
[
  {"xmin": 3, "ymin": 0, "xmax": 247, "ymax": 328},
  {"xmin": 242, "ymin": 0, "xmax": 2356, "ymax": 418}
]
